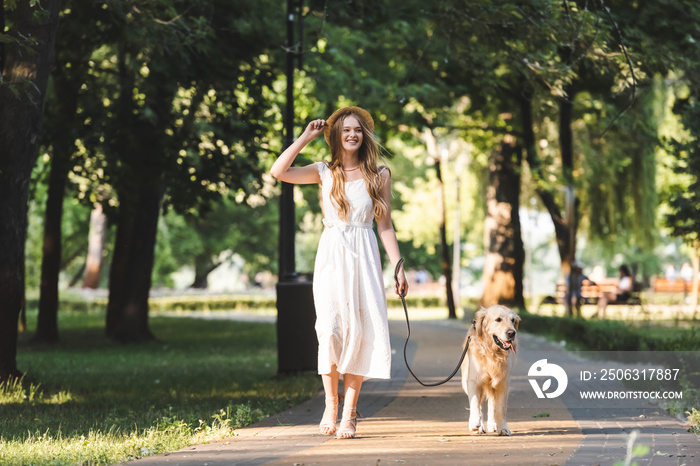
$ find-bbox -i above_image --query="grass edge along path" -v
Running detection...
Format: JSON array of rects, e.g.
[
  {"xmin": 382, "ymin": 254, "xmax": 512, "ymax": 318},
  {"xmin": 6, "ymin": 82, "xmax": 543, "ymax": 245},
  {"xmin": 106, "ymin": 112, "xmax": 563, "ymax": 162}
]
[
  {"xmin": 0, "ymin": 311, "xmax": 321, "ymax": 466},
  {"xmin": 521, "ymin": 311, "xmax": 700, "ymax": 433}
]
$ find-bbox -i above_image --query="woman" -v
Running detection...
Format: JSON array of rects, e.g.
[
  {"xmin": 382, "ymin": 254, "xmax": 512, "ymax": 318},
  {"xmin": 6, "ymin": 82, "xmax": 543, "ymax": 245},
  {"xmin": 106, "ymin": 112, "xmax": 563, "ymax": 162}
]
[
  {"xmin": 270, "ymin": 106, "xmax": 408, "ymax": 439},
  {"xmin": 594, "ymin": 264, "xmax": 632, "ymax": 319}
]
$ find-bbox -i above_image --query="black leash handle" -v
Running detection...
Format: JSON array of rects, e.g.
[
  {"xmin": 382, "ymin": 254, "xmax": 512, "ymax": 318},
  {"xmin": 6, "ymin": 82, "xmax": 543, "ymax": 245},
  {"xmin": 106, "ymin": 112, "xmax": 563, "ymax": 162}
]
[{"xmin": 394, "ymin": 258, "xmax": 471, "ymax": 387}]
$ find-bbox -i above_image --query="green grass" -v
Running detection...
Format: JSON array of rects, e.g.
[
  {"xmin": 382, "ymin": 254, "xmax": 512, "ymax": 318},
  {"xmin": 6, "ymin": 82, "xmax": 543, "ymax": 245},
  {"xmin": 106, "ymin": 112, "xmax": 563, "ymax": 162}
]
[{"xmin": 1, "ymin": 311, "xmax": 321, "ymax": 466}]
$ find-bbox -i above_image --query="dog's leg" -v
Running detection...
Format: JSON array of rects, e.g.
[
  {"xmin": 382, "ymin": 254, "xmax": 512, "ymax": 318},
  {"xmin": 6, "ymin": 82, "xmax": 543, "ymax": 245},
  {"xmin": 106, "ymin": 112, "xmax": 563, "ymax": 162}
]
[
  {"xmin": 466, "ymin": 380, "xmax": 484, "ymax": 433},
  {"xmin": 463, "ymin": 358, "xmax": 484, "ymax": 433},
  {"xmin": 486, "ymin": 393, "xmax": 497, "ymax": 433},
  {"xmin": 492, "ymin": 384, "xmax": 511, "ymax": 436}
]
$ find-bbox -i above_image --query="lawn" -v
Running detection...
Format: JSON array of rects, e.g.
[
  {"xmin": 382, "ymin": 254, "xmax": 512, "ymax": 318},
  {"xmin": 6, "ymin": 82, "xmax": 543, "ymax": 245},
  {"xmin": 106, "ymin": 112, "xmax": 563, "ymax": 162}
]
[{"xmin": 0, "ymin": 311, "xmax": 321, "ymax": 466}]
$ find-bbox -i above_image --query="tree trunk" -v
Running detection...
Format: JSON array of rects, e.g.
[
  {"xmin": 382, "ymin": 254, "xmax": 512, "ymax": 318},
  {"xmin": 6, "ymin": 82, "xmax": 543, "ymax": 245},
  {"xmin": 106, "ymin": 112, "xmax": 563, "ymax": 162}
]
[
  {"xmin": 106, "ymin": 176, "xmax": 166, "ymax": 342},
  {"xmin": 35, "ymin": 60, "xmax": 83, "ymax": 343},
  {"xmin": 559, "ymin": 85, "xmax": 579, "ymax": 317},
  {"xmin": 82, "ymin": 203, "xmax": 107, "ymax": 289},
  {"xmin": 435, "ymin": 157, "xmax": 457, "ymax": 319},
  {"xmin": 191, "ymin": 258, "xmax": 221, "ymax": 289},
  {"xmin": 35, "ymin": 151, "xmax": 71, "ymax": 343},
  {"xmin": 519, "ymin": 85, "xmax": 583, "ymax": 316},
  {"xmin": 480, "ymin": 136, "xmax": 525, "ymax": 310},
  {"xmin": 519, "ymin": 88, "xmax": 571, "ymax": 268},
  {"xmin": 423, "ymin": 129, "xmax": 456, "ymax": 318},
  {"xmin": 0, "ymin": 0, "xmax": 60, "ymax": 379}
]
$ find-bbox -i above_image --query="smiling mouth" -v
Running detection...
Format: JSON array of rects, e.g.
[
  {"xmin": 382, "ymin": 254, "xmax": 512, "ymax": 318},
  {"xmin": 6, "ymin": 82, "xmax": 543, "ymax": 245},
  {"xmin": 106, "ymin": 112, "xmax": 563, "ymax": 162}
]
[{"xmin": 493, "ymin": 334, "xmax": 516, "ymax": 354}]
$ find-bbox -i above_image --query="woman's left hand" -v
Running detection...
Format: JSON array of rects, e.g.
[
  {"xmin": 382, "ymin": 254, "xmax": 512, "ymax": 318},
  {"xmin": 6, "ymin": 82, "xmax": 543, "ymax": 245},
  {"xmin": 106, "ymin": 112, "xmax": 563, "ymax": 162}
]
[{"xmin": 395, "ymin": 271, "xmax": 409, "ymax": 298}]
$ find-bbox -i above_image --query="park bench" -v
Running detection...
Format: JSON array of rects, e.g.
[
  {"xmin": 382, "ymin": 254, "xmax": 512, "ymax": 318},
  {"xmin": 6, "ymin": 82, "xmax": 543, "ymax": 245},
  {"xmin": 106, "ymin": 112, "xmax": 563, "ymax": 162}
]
[
  {"xmin": 538, "ymin": 278, "xmax": 644, "ymax": 317},
  {"xmin": 648, "ymin": 277, "xmax": 699, "ymax": 318},
  {"xmin": 651, "ymin": 277, "xmax": 699, "ymax": 294}
]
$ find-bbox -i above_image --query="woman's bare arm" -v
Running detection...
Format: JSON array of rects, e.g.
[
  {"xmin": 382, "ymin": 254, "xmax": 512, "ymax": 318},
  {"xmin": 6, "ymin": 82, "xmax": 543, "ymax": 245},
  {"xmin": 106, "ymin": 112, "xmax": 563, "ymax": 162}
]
[
  {"xmin": 376, "ymin": 169, "xmax": 408, "ymax": 297},
  {"xmin": 270, "ymin": 119, "xmax": 326, "ymax": 185}
]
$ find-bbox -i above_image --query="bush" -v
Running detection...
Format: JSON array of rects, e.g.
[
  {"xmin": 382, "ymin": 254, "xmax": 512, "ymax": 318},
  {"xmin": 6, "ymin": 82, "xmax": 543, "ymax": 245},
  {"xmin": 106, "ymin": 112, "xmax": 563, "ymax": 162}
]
[
  {"xmin": 28, "ymin": 293, "xmax": 463, "ymax": 314},
  {"xmin": 521, "ymin": 312, "xmax": 700, "ymax": 351}
]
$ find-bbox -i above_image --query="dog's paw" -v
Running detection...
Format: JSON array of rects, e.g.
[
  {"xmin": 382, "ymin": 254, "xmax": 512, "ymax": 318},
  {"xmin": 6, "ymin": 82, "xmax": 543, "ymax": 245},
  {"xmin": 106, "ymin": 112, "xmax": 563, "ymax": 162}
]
[
  {"xmin": 468, "ymin": 420, "xmax": 484, "ymax": 434},
  {"xmin": 497, "ymin": 425, "xmax": 511, "ymax": 436},
  {"xmin": 468, "ymin": 413, "xmax": 484, "ymax": 433},
  {"xmin": 486, "ymin": 421, "xmax": 497, "ymax": 433}
]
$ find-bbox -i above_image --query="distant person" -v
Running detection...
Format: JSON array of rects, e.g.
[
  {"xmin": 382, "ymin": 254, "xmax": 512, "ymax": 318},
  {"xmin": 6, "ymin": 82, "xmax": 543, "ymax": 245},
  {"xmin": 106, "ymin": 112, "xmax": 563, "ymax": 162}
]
[
  {"xmin": 270, "ymin": 106, "xmax": 408, "ymax": 439},
  {"xmin": 680, "ymin": 262, "xmax": 693, "ymax": 283},
  {"xmin": 589, "ymin": 265, "xmax": 606, "ymax": 284},
  {"xmin": 565, "ymin": 261, "xmax": 595, "ymax": 316},
  {"xmin": 593, "ymin": 264, "xmax": 633, "ymax": 319},
  {"xmin": 665, "ymin": 264, "xmax": 677, "ymax": 281}
]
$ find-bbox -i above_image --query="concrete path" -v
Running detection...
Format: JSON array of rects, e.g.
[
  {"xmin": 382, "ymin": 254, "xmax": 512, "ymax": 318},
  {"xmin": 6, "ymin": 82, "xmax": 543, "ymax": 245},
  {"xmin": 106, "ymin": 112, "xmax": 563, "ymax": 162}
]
[{"xmin": 130, "ymin": 317, "xmax": 699, "ymax": 465}]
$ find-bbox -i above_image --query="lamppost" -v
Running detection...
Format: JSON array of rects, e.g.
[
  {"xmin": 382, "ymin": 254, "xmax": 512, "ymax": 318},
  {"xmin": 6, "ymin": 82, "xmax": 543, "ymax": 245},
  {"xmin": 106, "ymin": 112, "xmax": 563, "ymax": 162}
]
[
  {"xmin": 276, "ymin": 0, "xmax": 318, "ymax": 374},
  {"xmin": 279, "ymin": 0, "xmax": 305, "ymax": 279}
]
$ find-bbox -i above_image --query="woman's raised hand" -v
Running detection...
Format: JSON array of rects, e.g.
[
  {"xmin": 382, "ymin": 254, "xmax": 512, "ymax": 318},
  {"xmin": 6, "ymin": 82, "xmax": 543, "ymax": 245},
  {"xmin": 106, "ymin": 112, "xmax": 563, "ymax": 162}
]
[{"xmin": 304, "ymin": 119, "xmax": 327, "ymax": 139}]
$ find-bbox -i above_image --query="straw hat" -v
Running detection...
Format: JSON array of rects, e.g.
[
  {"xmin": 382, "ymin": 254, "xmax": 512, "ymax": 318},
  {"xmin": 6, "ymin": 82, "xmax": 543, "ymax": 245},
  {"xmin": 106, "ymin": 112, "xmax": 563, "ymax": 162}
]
[{"xmin": 323, "ymin": 106, "xmax": 374, "ymax": 145}]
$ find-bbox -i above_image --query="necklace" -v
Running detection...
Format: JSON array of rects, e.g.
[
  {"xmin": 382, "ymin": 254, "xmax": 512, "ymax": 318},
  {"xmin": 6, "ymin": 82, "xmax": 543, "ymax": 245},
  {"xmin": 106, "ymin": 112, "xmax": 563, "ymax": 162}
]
[{"xmin": 343, "ymin": 166, "xmax": 361, "ymax": 172}]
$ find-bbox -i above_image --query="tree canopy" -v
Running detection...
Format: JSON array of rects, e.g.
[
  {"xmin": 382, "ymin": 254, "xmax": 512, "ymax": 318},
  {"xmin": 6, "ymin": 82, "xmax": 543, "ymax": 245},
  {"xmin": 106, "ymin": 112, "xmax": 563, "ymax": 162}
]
[{"xmin": 3, "ymin": 0, "xmax": 700, "ymax": 376}]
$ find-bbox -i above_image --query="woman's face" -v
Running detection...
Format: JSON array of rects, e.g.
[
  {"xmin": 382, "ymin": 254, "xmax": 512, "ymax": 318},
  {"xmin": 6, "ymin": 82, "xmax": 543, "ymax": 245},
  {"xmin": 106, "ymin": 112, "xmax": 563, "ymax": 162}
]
[{"xmin": 340, "ymin": 115, "xmax": 364, "ymax": 155}]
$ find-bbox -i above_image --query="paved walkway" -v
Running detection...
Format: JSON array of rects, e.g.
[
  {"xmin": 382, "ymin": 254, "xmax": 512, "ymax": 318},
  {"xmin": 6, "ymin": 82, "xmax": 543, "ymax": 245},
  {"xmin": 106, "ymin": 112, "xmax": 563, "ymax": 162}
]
[{"xmin": 130, "ymin": 318, "xmax": 699, "ymax": 465}]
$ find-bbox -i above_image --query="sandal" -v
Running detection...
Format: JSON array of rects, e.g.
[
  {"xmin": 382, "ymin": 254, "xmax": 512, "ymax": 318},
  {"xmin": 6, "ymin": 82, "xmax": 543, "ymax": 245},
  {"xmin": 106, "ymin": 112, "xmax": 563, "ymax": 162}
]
[
  {"xmin": 319, "ymin": 395, "xmax": 339, "ymax": 436},
  {"xmin": 336, "ymin": 407, "xmax": 357, "ymax": 439}
]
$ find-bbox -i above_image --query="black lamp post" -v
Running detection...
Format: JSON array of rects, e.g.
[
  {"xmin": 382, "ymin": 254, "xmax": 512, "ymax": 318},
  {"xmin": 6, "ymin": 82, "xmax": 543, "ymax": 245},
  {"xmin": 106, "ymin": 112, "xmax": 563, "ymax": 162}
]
[
  {"xmin": 276, "ymin": 0, "xmax": 318, "ymax": 374},
  {"xmin": 278, "ymin": 0, "xmax": 301, "ymax": 281}
]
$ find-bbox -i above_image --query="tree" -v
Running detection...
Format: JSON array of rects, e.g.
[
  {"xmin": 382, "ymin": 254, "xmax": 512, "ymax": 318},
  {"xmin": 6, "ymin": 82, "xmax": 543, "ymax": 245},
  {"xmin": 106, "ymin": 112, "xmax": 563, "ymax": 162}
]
[
  {"xmin": 665, "ymin": 130, "xmax": 700, "ymax": 317},
  {"xmin": 422, "ymin": 128, "xmax": 457, "ymax": 317},
  {"xmin": 87, "ymin": 0, "xmax": 280, "ymax": 342},
  {"xmin": 481, "ymin": 135, "xmax": 525, "ymax": 309},
  {"xmin": 664, "ymin": 37, "xmax": 700, "ymax": 317},
  {"xmin": 160, "ymin": 194, "xmax": 279, "ymax": 289},
  {"xmin": 0, "ymin": 0, "xmax": 60, "ymax": 379},
  {"xmin": 34, "ymin": 0, "xmax": 106, "ymax": 343}
]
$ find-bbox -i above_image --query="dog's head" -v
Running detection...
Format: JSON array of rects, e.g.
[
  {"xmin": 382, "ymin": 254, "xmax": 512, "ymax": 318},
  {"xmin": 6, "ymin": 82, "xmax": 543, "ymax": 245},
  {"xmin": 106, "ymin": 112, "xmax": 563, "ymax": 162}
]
[{"xmin": 474, "ymin": 305, "xmax": 520, "ymax": 355}]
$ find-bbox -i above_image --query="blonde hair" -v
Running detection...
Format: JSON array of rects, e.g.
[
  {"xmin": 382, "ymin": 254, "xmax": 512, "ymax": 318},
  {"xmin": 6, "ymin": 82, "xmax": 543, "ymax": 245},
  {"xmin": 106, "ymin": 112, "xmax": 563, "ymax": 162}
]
[{"xmin": 326, "ymin": 110, "xmax": 389, "ymax": 222}]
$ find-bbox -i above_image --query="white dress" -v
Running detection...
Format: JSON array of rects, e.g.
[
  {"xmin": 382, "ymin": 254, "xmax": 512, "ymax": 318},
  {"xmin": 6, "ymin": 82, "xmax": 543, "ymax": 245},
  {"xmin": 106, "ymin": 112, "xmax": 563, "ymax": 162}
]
[{"xmin": 312, "ymin": 162, "xmax": 391, "ymax": 380}]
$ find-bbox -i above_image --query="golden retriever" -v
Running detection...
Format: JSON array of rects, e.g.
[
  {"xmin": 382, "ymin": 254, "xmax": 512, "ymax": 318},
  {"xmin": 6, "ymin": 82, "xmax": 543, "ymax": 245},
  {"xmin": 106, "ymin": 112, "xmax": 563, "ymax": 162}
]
[{"xmin": 460, "ymin": 305, "xmax": 520, "ymax": 436}]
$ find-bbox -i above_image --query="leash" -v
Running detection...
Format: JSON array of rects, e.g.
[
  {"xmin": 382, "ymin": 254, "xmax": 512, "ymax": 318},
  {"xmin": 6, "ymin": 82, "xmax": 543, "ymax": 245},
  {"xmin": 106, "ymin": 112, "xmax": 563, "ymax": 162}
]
[{"xmin": 394, "ymin": 258, "xmax": 472, "ymax": 387}]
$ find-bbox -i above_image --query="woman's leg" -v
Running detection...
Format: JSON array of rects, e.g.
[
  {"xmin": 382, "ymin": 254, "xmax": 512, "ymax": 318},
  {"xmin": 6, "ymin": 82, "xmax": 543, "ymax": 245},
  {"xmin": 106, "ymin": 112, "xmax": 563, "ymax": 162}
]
[
  {"xmin": 337, "ymin": 373, "xmax": 363, "ymax": 439},
  {"xmin": 596, "ymin": 292, "xmax": 612, "ymax": 319},
  {"xmin": 319, "ymin": 365, "xmax": 340, "ymax": 435}
]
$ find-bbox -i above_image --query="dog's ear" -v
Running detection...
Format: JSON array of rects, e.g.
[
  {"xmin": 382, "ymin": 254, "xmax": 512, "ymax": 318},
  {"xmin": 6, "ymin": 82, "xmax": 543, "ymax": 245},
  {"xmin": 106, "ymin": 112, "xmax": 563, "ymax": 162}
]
[
  {"xmin": 513, "ymin": 313, "xmax": 521, "ymax": 330},
  {"xmin": 474, "ymin": 308, "xmax": 486, "ymax": 337}
]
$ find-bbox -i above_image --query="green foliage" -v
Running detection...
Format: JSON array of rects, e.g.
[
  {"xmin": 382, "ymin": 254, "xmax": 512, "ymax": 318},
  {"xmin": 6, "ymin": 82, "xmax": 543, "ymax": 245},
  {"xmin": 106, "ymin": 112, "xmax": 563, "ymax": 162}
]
[
  {"xmin": 522, "ymin": 312, "xmax": 700, "ymax": 351},
  {"xmin": 665, "ymin": 94, "xmax": 700, "ymax": 246},
  {"xmin": 23, "ymin": 293, "xmax": 457, "ymax": 314},
  {"xmin": 26, "ymin": 156, "xmax": 95, "ymax": 290},
  {"xmin": 2, "ymin": 311, "xmax": 320, "ymax": 465},
  {"xmin": 579, "ymin": 82, "xmax": 663, "ymax": 254},
  {"xmin": 155, "ymin": 194, "xmax": 279, "ymax": 286},
  {"xmin": 688, "ymin": 408, "xmax": 700, "ymax": 434},
  {"xmin": 18, "ymin": 0, "xmax": 700, "ymax": 299},
  {"xmin": 613, "ymin": 430, "xmax": 650, "ymax": 466}
]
